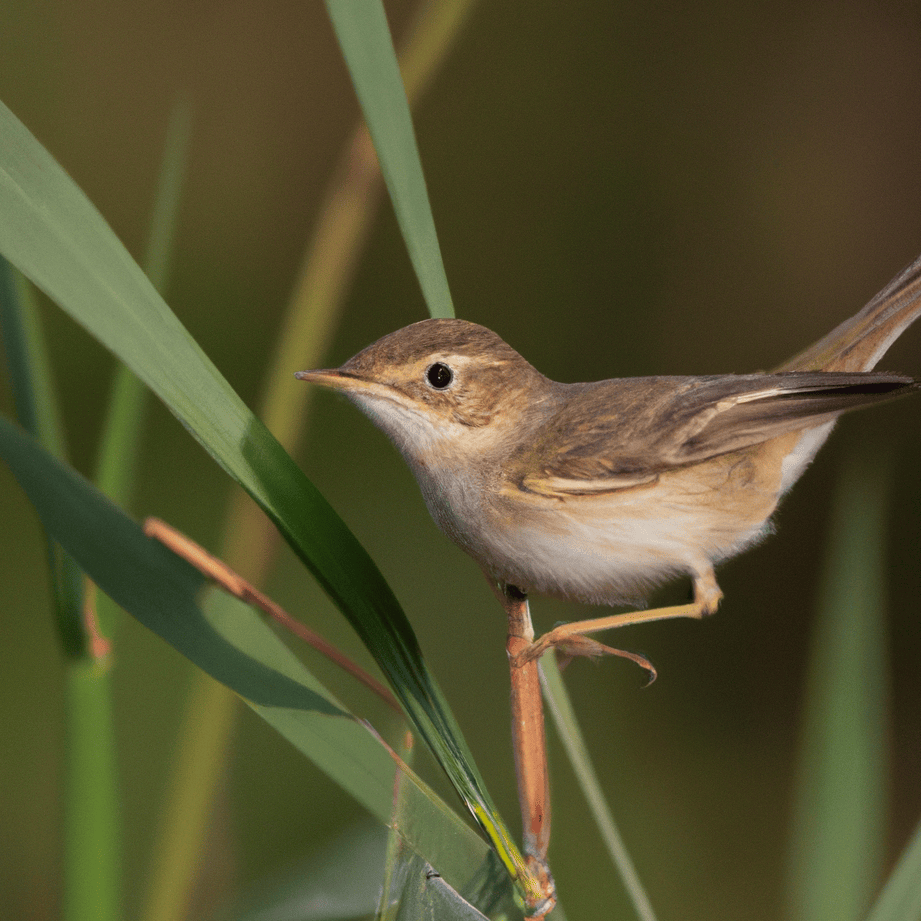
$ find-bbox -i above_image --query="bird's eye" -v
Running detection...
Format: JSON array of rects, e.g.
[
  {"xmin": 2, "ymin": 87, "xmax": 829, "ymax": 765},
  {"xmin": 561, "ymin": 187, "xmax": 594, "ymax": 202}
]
[{"xmin": 426, "ymin": 362, "xmax": 453, "ymax": 389}]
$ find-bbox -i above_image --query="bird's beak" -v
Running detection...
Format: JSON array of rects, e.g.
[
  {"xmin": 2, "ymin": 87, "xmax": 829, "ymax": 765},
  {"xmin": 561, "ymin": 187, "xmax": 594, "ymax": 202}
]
[
  {"xmin": 294, "ymin": 368, "xmax": 348, "ymax": 387},
  {"xmin": 294, "ymin": 368, "xmax": 384, "ymax": 396}
]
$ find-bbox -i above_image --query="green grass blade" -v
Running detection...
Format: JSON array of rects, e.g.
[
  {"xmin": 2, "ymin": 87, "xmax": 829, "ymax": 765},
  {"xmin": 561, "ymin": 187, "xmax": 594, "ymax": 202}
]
[
  {"xmin": 0, "ymin": 415, "xmax": 508, "ymax": 907},
  {"xmin": 0, "ymin": 259, "xmax": 120, "ymax": 921},
  {"xmin": 0, "ymin": 257, "xmax": 84, "ymax": 648},
  {"xmin": 0, "ymin": 92, "xmax": 421, "ymax": 739},
  {"xmin": 0, "ymin": 97, "xmax": 526, "ymax": 884},
  {"xmin": 93, "ymin": 99, "xmax": 191, "ymax": 649},
  {"xmin": 391, "ymin": 851, "xmax": 491, "ymax": 921},
  {"xmin": 154, "ymin": 8, "xmax": 474, "ymax": 913},
  {"xmin": 539, "ymin": 653, "xmax": 657, "ymax": 921},
  {"xmin": 0, "ymin": 259, "xmax": 66, "ymax": 455},
  {"xmin": 379, "ymin": 733, "xmax": 416, "ymax": 920},
  {"xmin": 142, "ymin": 99, "xmax": 191, "ymax": 296},
  {"xmin": 0, "ymin": 257, "xmax": 85, "ymax": 654},
  {"xmin": 324, "ymin": 0, "xmax": 454, "ymax": 319},
  {"xmin": 72, "ymin": 102, "xmax": 190, "ymax": 921},
  {"xmin": 864, "ymin": 819, "xmax": 921, "ymax": 921},
  {"xmin": 785, "ymin": 457, "xmax": 891, "ymax": 921},
  {"xmin": 95, "ymin": 99, "xmax": 191, "ymax": 504},
  {"xmin": 62, "ymin": 660, "xmax": 121, "ymax": 921}
]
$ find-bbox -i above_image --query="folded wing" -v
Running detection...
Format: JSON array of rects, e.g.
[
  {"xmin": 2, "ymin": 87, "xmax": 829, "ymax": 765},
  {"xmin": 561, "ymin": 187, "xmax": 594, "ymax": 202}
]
[{"xmin": 516, "ymin": 372, "xmax": 916, "ymax": 496}]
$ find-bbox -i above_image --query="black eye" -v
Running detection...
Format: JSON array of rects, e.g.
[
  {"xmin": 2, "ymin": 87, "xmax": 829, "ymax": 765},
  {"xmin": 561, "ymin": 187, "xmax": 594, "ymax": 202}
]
[{"xmin": 426, "ymin": 362, "xmax": 453, "ymax": 389}]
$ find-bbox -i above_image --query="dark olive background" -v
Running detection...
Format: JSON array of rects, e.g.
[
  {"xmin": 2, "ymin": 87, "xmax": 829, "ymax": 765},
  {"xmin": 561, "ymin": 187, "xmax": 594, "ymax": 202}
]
[{"xmin": 2, "ymin": 2, "xmax": 921, "ymax": 919}]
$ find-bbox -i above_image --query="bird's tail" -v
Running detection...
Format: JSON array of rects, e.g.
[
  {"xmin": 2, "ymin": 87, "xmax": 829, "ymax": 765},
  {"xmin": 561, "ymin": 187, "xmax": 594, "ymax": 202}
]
[{"xmin": 778, "ymin": 253, "xmax": 921, "ymax": 373}]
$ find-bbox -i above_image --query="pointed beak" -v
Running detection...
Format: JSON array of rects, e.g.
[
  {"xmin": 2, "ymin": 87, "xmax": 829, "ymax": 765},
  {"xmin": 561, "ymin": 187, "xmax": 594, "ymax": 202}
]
[
  {"xmin": 294, "ymin": 368, "xmax": 349, "ymax": 388},
  {"xmin": 294, "ymin": 368, "xmax": 386, "ymax": 397}
]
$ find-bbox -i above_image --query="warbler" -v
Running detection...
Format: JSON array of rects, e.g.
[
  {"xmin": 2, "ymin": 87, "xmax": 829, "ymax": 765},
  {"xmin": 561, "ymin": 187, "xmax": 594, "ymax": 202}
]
[{"xmin": 296, "ymin": 256, "xmax": 921, "ymax": 659}]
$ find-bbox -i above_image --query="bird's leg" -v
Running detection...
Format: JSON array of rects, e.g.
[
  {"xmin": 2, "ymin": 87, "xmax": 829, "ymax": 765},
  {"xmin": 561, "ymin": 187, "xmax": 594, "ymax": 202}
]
[
  {"xmin": 516, "ymin": 568, "xmax": 722, "ymax": 675},
  {"xmin": 495, "ymin": 581, "xmax": 557, "ymax": 917}
]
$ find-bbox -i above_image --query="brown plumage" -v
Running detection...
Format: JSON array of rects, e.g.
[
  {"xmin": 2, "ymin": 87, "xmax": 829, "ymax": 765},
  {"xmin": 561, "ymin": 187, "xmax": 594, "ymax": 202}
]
[{"xmin": 297, "ymin": 254, "xmax": 921, "ymax": 616}]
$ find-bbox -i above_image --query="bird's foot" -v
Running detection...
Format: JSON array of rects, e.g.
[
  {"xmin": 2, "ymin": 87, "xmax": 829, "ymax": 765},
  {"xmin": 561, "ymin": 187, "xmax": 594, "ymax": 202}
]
[{"xmin": 513, "ymin": 629, "xmax": 657, "ymax": 683}]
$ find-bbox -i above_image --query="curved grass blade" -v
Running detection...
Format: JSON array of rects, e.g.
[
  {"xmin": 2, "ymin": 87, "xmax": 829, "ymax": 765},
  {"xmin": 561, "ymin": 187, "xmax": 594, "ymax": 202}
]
[
  {"xmin": 162, "ymin": 7, "xmax": 474, "ymax": 913},
  {"xmin": 95, "ymin": 98, "xmax": 191, "ymax": 505},
  {"xmin": 0, "ymin": 415, "xmax": 509, "ymax": 907},
  {"xmin": 0, "ymin": 258, "xmax": 85, "ymax": 655},
  {"xmin": 0, "ymin": 259, "xmax": 66, "ymax": 454},
  {"xmin": 324, "ymin": 0, "xmax": 454, "ymax": 319},
  {"xmin": 389, "ymin": 851, "xmax": 491, "ymax": 921},
  {"xmin": 0, "ymin": 98, "xmax": 527, "ymax": 887},
  {"xmin": 0, "ymin": 260, "xmax": 121, "ymax": 921},
  {"xmin": 785, "ymin": 456, "xmax": 891, "ymax": 921}
]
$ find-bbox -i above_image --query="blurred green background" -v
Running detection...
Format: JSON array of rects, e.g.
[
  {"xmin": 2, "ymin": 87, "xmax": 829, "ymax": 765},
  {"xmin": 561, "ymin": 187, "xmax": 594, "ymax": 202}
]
[{"xmin": 2, "ymin": 1, "xmax": 921, "ymax": 919}]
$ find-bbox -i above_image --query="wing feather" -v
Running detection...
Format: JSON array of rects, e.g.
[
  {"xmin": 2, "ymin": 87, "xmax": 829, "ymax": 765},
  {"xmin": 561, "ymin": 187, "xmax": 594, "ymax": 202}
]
[{"xmin": 516, "ymin": 371, "xmax": 915, "ymax": 497}]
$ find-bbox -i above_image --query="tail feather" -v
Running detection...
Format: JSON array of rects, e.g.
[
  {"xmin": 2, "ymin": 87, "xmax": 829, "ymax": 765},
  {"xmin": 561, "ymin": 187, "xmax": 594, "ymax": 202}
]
[{"xmin": 777, "ymin": 253, "xmax": 921, "ymax": 373}]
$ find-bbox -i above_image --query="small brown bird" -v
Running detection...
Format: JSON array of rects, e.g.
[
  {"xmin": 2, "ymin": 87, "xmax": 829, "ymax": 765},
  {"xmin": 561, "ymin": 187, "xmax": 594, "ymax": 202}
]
[{"xmin": 297, "ymin": 256, "xmax": 921, "ymax": 659}]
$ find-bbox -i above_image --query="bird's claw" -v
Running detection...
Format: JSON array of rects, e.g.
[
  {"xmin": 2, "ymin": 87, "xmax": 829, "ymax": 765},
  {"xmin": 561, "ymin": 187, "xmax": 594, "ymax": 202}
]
[{"xmin": 513, "ymin": 629, "xmax": 657, "ymax": 685}]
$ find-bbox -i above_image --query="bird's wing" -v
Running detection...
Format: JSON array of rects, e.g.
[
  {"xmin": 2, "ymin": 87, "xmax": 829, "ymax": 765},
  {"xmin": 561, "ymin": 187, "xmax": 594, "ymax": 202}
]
[{"xmin": 515, "ymin": 371, "xmax": 915, "ymax": 497}]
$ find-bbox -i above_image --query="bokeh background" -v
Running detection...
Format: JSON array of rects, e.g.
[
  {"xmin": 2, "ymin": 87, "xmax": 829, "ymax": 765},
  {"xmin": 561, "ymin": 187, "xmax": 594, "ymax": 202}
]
[{"xmin": 2, "ymin": 1, "xmax": 921, "ymax": 919}]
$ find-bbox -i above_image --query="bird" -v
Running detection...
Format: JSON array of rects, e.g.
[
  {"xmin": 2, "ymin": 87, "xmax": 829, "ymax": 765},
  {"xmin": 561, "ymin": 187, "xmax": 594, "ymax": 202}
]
[{"xmin": 296, "ymin": 255, "xmax": 921, "ymax": 663}]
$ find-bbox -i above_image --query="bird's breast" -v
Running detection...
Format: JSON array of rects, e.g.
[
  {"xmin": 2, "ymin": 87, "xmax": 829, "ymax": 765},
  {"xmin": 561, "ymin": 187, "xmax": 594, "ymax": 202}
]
[
  {"xmin": 402, "ymin": 430, "xmax": 804, "ymax": 606},
  {"xmin": 404, "ymin": 453, "xmax": 495, "ymax": 555}
]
